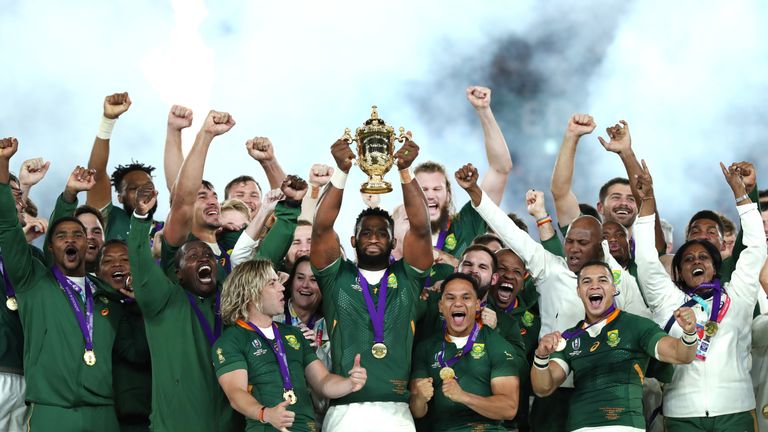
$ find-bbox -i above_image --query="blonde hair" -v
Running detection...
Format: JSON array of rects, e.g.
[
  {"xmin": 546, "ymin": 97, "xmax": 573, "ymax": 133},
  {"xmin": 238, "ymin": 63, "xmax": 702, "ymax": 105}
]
[
  {"xmin": 220, "ymin": 198, "xmax": 252, "ymax": 220},
  {"xmin": 220, "ymin": 259, "xmax": 274, "ymax": 324}
]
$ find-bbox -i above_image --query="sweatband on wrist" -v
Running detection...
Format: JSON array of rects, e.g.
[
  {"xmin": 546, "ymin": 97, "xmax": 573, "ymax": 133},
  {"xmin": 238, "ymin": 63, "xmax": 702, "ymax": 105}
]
[
  {"xmin": 258, "ymin": 406, "xmax": 267, "ymax": 423},
  {"xmin": 132, "ymin": 211, "xmax": 149, "ymax": 220},
  {"xmin": 681, "ymin": 332, "xmax": 698, "ymax": 346},
  {"xmin": 399, "ymin": 168, "xmax": 414, "ymax": 184},
  {"xmin": 533, "ymin": 355, "xmax": 550, "ymax": 369},
  {"xmin": 330, "ymin": 170, "xmax": 347, "ymax": 190},
  {"xmin": 97, "ymin": 116, "xmax": 117, "ymax": 140},
  {"xmin": 735, "ymin": 194, "xmax": 749, "ymax": 203},
  {"xmin": 536, "ymin": 216, "xmax": 552, "ymax": 227}
]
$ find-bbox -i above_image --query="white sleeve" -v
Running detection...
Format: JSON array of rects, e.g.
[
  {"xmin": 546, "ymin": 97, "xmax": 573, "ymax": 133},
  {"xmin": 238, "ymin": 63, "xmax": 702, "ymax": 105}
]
[
  {"xmin": 726, "ymin": 203, "xmax": 767, "ymax": 303},
  {"xmin": 634, "ymin": 214, "xmax": 684, "ymax": 322},
  {"xmin": 601, "ymin": 240, "xmax": 650, "ymax": 318},
  {"xmin": 752, "ymin": 315, "xmax": 768, "ymax": 349},
  {"xmin": 230, "ymin": 231, "xmax": 259, "ymax": 268},
  {"xmin": 473, "ymin": 191, "xmax": 557, "ymax": 286}
]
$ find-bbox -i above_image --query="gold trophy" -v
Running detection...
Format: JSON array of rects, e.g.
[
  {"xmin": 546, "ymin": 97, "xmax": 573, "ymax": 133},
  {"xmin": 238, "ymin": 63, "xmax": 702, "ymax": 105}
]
[{"xmin": 342, "ymin": 105, "xmax": 409, "ymax": 194}]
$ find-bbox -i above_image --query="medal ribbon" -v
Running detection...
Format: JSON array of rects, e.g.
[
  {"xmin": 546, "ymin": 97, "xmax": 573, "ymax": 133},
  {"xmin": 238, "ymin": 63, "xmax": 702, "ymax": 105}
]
[
  {"xmin": 561, "ymin": 304, "xmax": 618, "ymax": 340},
  {"xmin": 695, "ymin": 290, "xmax": 731, "ymax": 361},
  {"xmin": 503, "ymin": 297, "xmax": 519, "ymax": 313},
  {"xmin": 0, "ymin": 254, "xmax": 16, "ymax": 300},
  {"xmin": 185, "ymin": 291, "xmax": 222, "ymax": 346},
  {"xmin": 52, "ymin": 267, "xmax": 94, "ymax": 354},
  {"xmin": 438, "ymin": 320, "xmax": 481, "ymax": 369},
  {"xmin": 245, "ymin": 321, "xmax": 294, "ymax": 393},
  {"xmin": 358, "ymin": 270, "xmax": 389, "ymax": 345},
  {"xmin": 218, "ymin": 242, "xmax": 232, "ymax": 274}
]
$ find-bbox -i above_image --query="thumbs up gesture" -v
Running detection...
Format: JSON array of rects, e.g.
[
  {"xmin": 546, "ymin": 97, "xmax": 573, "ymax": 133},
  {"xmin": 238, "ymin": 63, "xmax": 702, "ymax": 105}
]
[{"xmin": 347, "ymin": 353, "xmax": 368, "ymax": 392}]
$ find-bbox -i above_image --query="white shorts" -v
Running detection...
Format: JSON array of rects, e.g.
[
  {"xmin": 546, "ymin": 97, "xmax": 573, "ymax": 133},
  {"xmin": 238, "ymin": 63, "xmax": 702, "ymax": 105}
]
[
  {"xmin": 323, "ymin": 401, "xmax": 414, "ymax": 432},
  {"xmin": 0, "ymin": 371, "xmax": 28, "ymax": 432}
]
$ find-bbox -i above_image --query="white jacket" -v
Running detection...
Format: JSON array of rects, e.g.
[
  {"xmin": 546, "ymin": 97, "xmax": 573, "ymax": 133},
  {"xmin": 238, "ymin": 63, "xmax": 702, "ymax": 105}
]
[{"xmin": 634, "ymin": 203, "xmax": 766, "ymax": 418}]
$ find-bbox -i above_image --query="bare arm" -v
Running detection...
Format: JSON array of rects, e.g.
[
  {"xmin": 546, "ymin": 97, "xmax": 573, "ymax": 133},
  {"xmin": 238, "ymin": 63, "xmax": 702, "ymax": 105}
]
[
  {"xmin": 396, "ymin": 137, "xmax": 433, "ymax": 271},
  {"xmin": 408, "ymin": 378, "xmax": 434, "ymax": 419},
  {"xmin": 310, "ymin": 139, "xmax": 355, "ymax": 270},
  {"xmin": 299, "ymin": 164, "xmax": 332, "ymax": 223},
  {"xmin": 655, "ymin": 307, "xmax": 698, "ymax": 364},
  {"xmin": 530, "ymin": 331, "xmax": 567, "ymax": 397},
  {"xmin": 526, "ymin": 189, "xmax": 556, "ymax": 241},
  {"xmin": 550, "ymin": 114, "xmax": 596, "ymax": 228},
  {"xmin": 467, "ymin": 87, "xmax": 513, "ymax": 205},
  {"xmin": 164, "ymin": 105, "xmax": 193, "ymax": 193},
  {"xmin": 305, "ymin": 354, "xmax": 366, "ymax": 399},
  {"xmin": 218, "ymin": 370, "xmax": 295, "ymax": 430},
  {"xmin": 442, "ymin": 376, "xmax": 519, "ymax": 420},
  {"xmin": 164, "ymin": 110, "xmax": 235, "ymax": 247},
  {"xmin": 86, "ymin": 92, "xmax": 132, "ymax": 209},
  {"xmin": 246, "ymin": 137, "xmax": 286, "ymax": 190}
]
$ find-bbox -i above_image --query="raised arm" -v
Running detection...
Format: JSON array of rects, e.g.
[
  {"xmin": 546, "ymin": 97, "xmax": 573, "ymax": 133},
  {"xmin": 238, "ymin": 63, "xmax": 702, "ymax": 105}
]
[
  {"xmin": 18, "ymin": 157, "xmax": 50, "ymax": 203},
  {"xmin": 550, "ymin": 114, "xmax": 596, "ymax": 228},
  {"xmin": 43, "ymin": 166, "xmax": 96, "ymax": 263},
  {"xmin": 600, "ymin": 120, "xmax": 666, "ymax": 253},
  {"xmin": 299, "ymin": 163, "xmax": 332, "ymax": 223},
  {"xmin": 527, "ymin": 189, "xmax": 557, "ymax": 242},
  {"xmin": 253, "ymin": 176, "xmax": 306, "ymax": 267},
  {"xmin": 655, "ymin": 307, "xmax": 698, "ymax": 364},
  {"xmin": 396, "ymin": 136, "xmax": 433, "ymax": 271},
  {"xmin": 164, "ymin": 110, "xmax": 235, "ymax": 247},
  {"xmin": 467, "ymin": 86, "xmax": 513, "ymax": 205},
  {"xmin": 163, "ymin": 105, "xmax": 193, "ymax": 193},
  {"xmin": 310, "ymin": 138, "xmax": 354, "ymax": 270},
  {"xmin": 246, "ymin": 137, "xmax": 286, "ymax": 190},
  {"xmin": 86, "ymin": 92, "xmax": 132, "ymax": 209},
  {"xmin": 230, "ymin": 189, "xmax": 282, "ymax": 268}
]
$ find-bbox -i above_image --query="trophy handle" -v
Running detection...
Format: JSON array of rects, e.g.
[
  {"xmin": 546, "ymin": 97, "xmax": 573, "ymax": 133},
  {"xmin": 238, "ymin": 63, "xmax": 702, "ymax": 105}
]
[
  {"xmin": 342, "ymin": 128, "xmax": 354, "ymax": 143},
  {"xmin": 395, "ymin": 127, "xmax": 410, "ymax": 143}
]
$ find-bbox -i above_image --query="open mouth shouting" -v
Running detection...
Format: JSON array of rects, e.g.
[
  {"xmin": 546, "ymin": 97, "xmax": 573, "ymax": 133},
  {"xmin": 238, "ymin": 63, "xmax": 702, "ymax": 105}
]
[
  {"xmin": 64, "ymin": 245, "xmax": 80, "ymax": 263},
  {"xmin": 588, "ymin": 293, "xmax": 604, "ymax": 309},
  {"xmin": 196, "ymin": 263, "xmax": 214, "ymax": 285},
  {"xmin": 450, "ymin": 309, "xmax": 468, "ymax": 328},
  {"xmin": 427, "ymin": 201, "xmax": 440, "ymax": 219},
  {"xmin": 495, "ymin": 283, "xmax": 515, "ymax": 305}
]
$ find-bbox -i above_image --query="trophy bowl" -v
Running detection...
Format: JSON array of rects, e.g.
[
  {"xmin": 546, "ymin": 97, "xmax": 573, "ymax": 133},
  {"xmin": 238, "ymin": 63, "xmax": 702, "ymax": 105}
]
[{"xmin": 342, "ymin": 105, "xmax": 409, "ymax": 194}]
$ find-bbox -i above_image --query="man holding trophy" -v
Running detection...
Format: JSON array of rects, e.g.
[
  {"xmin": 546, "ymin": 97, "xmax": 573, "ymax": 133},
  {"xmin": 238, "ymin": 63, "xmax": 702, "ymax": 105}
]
[{"xmin": 310, "ymin": 107, "xmax": 433, "ymax": 431}]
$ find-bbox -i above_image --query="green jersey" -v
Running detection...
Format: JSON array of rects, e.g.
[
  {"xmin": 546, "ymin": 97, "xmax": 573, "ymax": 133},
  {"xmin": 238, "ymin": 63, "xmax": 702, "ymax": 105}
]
[
  {"xmin": 312, "ymin": 258, "xmax": 426, "ymax": 405},
  {"xmin": 102, "ymin": 202, "xmax": 163, "ymax": 243},
  {"xmin": 439, "ymin": 201, "xmax": 488, "ymax": 258},
  {"xmin": 113, "ymin": 300, "xmax": 152, "ymax": 430},
  {"xmin": 0, "ymin": 183, "xmax": 125, "ymax": 410},
  {"xmin": 213, "ymin": 322, "xmax": 319, "ymax": 432},
  {"xmin": 412, "ymin": 325, "xmax": 522, "ymax": 432},
  {"xmin": 129, "ymin": 215, "xmax": 242, "ymax": 432},
  {"xmin": 551, "ymin": 310, "xmax": 666, "ymax": 431}
]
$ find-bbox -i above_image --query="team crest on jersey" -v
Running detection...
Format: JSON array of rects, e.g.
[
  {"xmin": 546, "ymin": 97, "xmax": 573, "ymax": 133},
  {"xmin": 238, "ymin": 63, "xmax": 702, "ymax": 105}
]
[
  {"xmin": 285, "ymin": 335, "xmax": 301, "ymax": 350},
  {"xmin": 387, "ymin": 273, "xmax": 398, "ymax": 289},
  {"xmin": 607, "ymin": 329, "xmax": 621, "ymax": 347},
  {"xmin": 522, "ymin": 310, "xmax": 535, "ymax": 327},
  {"xmin": 445, "ymin": 234, "xmax": 457, "ymax": 251},
  {"xmin": 470, "ymin": 343, "xmax": 486, "ymax": 359},
  {"xmin": 216, "ymin": 347, "xmax": 225, "ymax": 364},
  {"xmin": 612, "ymin": 270, "xmax": 622, "ymax": 285}
]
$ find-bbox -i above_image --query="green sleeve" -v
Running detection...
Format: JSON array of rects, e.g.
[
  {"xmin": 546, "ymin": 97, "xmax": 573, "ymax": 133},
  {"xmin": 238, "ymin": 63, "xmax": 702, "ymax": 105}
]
[
  {"xmin": 495, "ymin": 313, "xmax": 527, "ymax": 357},
  {"xmin": 428, "ymin": 263, "xmax": 456, "ymax": 285},
  {"xmin": 636, "ymin": 316, "xmax": 667, "ymax": 358},
  {"xmin": 488, "ymin": 331, "xmax": 522, "ymax": 380},
  {"xmin": 43, "ymin": 193, "xmax": 79, "ymax": 264},
  {"xmin": 446, "ymin": 201, "xmax": 488, "ymax": 257},
  {"xmin": 410, "ymin": 340, "xmax": 430, "ymax": 380},
  {"xmin": 114, "ymin": 303, "xmax": 151, "ymax": 366},
  {"xmin": 558, "ymin": 223, "xmax": 569, "ymax": 237},
  {"xmin": 540, "ymin": 235, "xmax": 564, "ymax": 257},
  {"xmin": 312, "ymin": 258, "xmax": 343, "ymax": 307},
  {"xmin": 213, "ymin": 329, "xmax": 248, "ymax": 377},
  {"xmin": 397, "ymin": 259, "xmax": 429, "ymax": 296},
  {"xmin": 255, "ymin": 201, "xmax": 300, "ymax": 268},
  {"xmin": 0, "ymin": 183, "xmax": 46, "ymax": 292},
  {"xmin": 129, "ymin": 215, "xmax": 175, "ymax": 318}
]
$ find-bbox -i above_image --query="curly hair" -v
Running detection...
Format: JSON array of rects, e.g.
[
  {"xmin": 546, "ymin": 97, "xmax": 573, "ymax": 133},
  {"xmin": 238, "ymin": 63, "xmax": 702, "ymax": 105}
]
[
  {"xmin": 110, "ymin": 161, "xmax": 155, "ymax": 193},
  {"xmin": 354, "ymin": 207, "xmax": 394, "ymax": 237}
]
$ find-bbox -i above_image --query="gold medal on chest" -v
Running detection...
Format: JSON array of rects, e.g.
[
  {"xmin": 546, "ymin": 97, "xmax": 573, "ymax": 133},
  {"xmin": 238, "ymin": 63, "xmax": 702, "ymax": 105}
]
[{"xmin": 371, "ymin": 342, "xmax": 388, "ymax": 359}]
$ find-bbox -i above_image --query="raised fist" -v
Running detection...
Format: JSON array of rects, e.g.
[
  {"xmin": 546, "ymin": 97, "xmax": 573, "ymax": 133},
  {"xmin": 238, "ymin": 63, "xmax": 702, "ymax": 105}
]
[
  {"xmin": 565, "ymin": 114, "xmax": 596, "ymax": 138},
  {"xmin": 728, "ymin": 161, "xmax": 756, "ymax": 194},
  {"xmin": 308, "ymin": 163, "xmax": 333, "ymax": 187},
  {"xmin": 394, "ymin": 133, "xmax": 419, "ymax": 170},
  {"xmin": 413, "ymin": 377, "xmax": 434, "ymax": 402},
  {"xmin": 20, "ymin": 157, "xmax": 51, "ymax": 188},
  {"xmin": 535, "ymin": 331, "xmax": 563, "ymax": 357},
  {"xmin": 331, "ymin": 139, "xmax": 356, "ymax": 173},
  {"xmin": 280, "ymin": 175, "xmax": 308, "ymax": 201},
  {"xmin": 246, "ymin": 137, "xmax": 275, "ymax": 162},
  {"xmin": 103, "ymin": 92, "xmax": 132, "ymax": 119},
  {"xmin": 720, "ymin": 161, "xmax": 748, "ymax": 199},
  {"xmin": 66, "ymin": 166, "xmax": 97, "ymax": 195},
  {"xmin": 466, "ymin": 86, "xmax": 491, "ymax": 110},
  {"xmin": 203, "ymin": 110, "xmax": 235, "ymax": 136},
  {"xmin": 673, "ymin": 306, "xmax": 697, "ymax": 335},
  {"xmin": 454, "ymin": 163, "xmax": 479, "ymax": 191},
  {"xmin": 135, "ymin": 182, "xmax": 158, "ymax": 217},
  {"xmin": 168, "ymin": 105, "xmax": 193, "ymax": 130},
  {"xmin": 598, "ymin": 120, "xmax": 631, "ymax": 155},
  {"xmin": 0, "ymin": 137, "xmax": 19, "ymax": 160},
  {"xmin": 526, "ymin": 189, "xmax": 547, "ymax": 219}
]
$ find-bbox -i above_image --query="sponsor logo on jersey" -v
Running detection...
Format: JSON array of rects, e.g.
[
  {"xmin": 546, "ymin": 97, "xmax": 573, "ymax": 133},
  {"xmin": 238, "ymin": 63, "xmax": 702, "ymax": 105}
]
[
  {"xmin": 612, "ymin": 269, "xmax": 622, "ymax": 285},
  {"xmin": 470, "ymin": 343, "xmax": 486, "ymax": 359},
  {"xmin": 387, "ymin": 273, "xmax": 398, "ymax": 289},
  {"xmin": 590, "ymin": 341, "xmax": 600, "ymax": 352},
  {"xmin": 101, "ymin": 308, "xmax": 109, "ymax": 316},
  {"xmin": 285, "ymin": 334, "xmax": 301, "ymax": 350},
  {"xmin": 216, "ymin": 347, "xmax": 225, "ymax": 364},
  {"xmin": 607, "ymin": 329, "xmax": 621, "ymax": 347},
  {"xmin": 445, "ymin": 234, "xmax": 457, "ymax": 251},
  {"xmin": 522, "ymin": 310, "xmax": 535, "ymax": 327}
]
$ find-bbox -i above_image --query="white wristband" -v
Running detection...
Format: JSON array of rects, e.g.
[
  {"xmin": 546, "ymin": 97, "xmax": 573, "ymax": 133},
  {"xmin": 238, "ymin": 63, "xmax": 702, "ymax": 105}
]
[
  {"xmin": 132, "ymin": 210, "xmax": 149, "ymax": 220},
  {"xmin": 533, "ymin": 355, "xmax": 550, "ymax": 370},
  {"xmin": 681, "ymin": 331, "xmax": 698, "ymax": 346},
  {"xmin": 330, "ymin": 170, "xmax": 348, "ymax": 190},
  {"xmin": 399, "ymin": 168, "xmax": 414, "ymax": 184},
  {"xmin": 97, "ymin": 116, "xmax": 117, "ymax": 140},
  {"xmin": 735, "ymin": 194, "xmax": 749, "ymax": 203}
]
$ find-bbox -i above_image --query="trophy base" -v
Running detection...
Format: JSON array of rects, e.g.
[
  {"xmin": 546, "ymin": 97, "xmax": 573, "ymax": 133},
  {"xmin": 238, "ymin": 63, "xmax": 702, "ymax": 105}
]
[{"xmin": 360, "ymin": 181, "xmax": 393, "ymax": 194}]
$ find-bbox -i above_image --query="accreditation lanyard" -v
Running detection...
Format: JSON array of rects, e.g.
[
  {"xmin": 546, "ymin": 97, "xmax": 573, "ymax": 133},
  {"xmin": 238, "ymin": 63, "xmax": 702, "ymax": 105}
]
[
  {"xmin": 0, "ymin": 254, "xmax": 16, "ymax": 303},
  {"xmin": 283, "ymin": 300, "xmax": 318, "ymax": 329},
  {"xmin": 438, "ymin": 321, "xmax": 481, "ymax": 377},
  {"xmin": 245, "ymin": 321, "xmax": 294, "ymax": 395},
  {"xmin": 218, "ymin": 242, "xmax": 232, "ymax": 274},
  {"xmin": 186, "ymin": 291, "xmax": 222, "ymax": 346},
  {"xmin": 52, "ymin": 267, "xmax": 95, "ymax": 355},
  {"xmin": 358, "ymin": 270, "xmax": 389, "ymax": 346},
  {"xmin": 691, "ymin": 281, "xmax": 730, "ymax": 361},
  {"xmin": 561, "ymin": 305, "xmax": 618, "ymax": 341}
]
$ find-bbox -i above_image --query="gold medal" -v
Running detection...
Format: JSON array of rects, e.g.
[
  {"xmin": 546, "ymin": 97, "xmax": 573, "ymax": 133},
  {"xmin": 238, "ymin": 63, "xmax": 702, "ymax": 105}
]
[
  {"xmin": 371, "ymin": 342, "xmax": 388, "ymax": 359},
  {"xmin": 6, "ymin": 296, "xmax": 18, "ymax": 311},
  {"xmin": 704, "ymin": 321, "xmax": 718, "ymax": 337},
  {"xmin": 555, "ymin": 338, "xmax": 567, "ymax": 352},
  {"xmin": 762, "ymin": 403, "xmax": 768, "ymax": 419},
  {"xmin": 83, "ymin": 349, "xmax": 96, "ymax": 366},
  {"xmin": 283, "ymin": 389, "xmax": 297, "ymax": 405},
  {"xmin": 439, "ymin": 367, "xmax": 455, "ymax": 380}
]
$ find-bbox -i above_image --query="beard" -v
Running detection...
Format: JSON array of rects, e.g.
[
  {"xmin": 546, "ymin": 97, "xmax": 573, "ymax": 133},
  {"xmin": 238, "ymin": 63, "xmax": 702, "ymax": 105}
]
[
  {"xmin": 355, "ymin": 244, "xmax": 393, "ymax": 270},
  {"xmin": 430, "ymin": 206, "xmax": 451, "ymax": 234}
]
